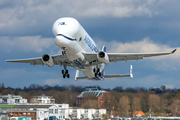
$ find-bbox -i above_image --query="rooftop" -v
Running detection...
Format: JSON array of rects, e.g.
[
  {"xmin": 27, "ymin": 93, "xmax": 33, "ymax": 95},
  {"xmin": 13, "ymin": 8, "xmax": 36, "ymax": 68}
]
[
  {"xmin": 77, "ymin": 88, "xmax": 107, "ymax": 98},
  {"xmin": 0, "ymin": 94, "xmax": 23, "ymax": 99}
]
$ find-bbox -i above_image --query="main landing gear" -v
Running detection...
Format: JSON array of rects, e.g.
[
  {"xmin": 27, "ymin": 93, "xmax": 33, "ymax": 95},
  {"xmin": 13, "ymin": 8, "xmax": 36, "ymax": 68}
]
[
  {"xmin": 93, "ymin": 67, "xmax": 101, "ymax": 77},
  {"xmin": 62, "ymin": 65, "xmax": 70, "ymax": 78},
  {"xmin": 62, "ymin": 69, "xmax": 70, "ymax": 78},
  {"xmin": 62, "ymin": 51, "xmax": 66, "ymax": 55}
]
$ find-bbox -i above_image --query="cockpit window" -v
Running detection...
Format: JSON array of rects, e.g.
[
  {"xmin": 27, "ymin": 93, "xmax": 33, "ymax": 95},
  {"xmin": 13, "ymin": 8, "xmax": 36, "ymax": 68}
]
[
  {"xmin": 79, "ymin": 37, "xmax": 82, "ymax": 42},
  {"xmin": 57, "ymin": 34, "xmax": 76, "ymax": 41}
]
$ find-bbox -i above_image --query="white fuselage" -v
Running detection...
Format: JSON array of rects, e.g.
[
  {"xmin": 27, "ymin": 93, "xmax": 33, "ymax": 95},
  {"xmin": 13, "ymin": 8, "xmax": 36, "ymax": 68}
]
[{"xmin": 52, "ymin": 17, "xmax": 104, "ymax": 80}]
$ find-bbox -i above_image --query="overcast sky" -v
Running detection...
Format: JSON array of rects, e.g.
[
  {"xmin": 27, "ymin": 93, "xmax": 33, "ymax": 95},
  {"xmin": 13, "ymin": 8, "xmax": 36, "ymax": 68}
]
[{"xmin": 0, "ymin": 0, "xmax": 180, "ymax": 89}]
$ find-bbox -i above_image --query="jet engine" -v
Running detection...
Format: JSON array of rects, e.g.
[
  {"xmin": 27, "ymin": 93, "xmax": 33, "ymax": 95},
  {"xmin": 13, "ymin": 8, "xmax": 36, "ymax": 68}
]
[
  {"xmin": 42, "ymin": 54, "xmax": 54, "ymax": 67},
  {"xmin": 97, "ymin": 51, "xmax": 109, "ymax": 64}
]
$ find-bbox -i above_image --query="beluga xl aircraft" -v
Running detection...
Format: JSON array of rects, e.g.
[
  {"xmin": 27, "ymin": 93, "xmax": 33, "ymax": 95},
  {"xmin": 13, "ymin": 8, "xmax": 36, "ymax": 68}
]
[{"xmin": 5, "ymin": 17, "xmax": 177, "ymax": 81}]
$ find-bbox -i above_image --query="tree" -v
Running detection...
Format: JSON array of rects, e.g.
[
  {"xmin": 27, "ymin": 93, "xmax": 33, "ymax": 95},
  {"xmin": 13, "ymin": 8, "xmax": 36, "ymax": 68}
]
[
  {"xmin": 118, "ymin": 96, "xmax": 130, "ymax": 117},
  {"xmin": 170, "ymin": 99, "xmax": 180, "ymax": 116},
  {"xmin": 141, "ymin": 92, "xmax": 149, "ymax": 112},
  {"xmin": 99, "ymin": 92, "xmax": 115, "ymax": 111},
  {"xmin": 13, "ymin": 88, "xmax": 19, "ymax": 95},
  {"xmin": 148, "ymin": 94, "xmax": 160, "ymax": 113},
  {"xmin": 132, "ymin": 97, "xmax": 141, "ymax": 112},
  {"xmin": 2, "ymin": 83, "xmax": 5, "ymax": 90}
]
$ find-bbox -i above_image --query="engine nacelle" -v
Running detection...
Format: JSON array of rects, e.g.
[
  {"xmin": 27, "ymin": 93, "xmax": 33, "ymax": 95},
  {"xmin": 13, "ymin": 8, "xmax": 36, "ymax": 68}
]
[
  {"xmin": 97, "ymin": 51, "xmax": 109, "ymax": 64},
  {"xmin": 42, "ymin": 54, "xmax": 54, "ymax": 67}
]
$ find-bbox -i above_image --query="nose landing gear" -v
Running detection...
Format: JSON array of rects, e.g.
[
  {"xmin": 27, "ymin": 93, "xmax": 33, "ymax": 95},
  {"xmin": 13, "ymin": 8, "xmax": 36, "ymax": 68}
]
[{"xmin": 62, "ymin": 51, "xmax": 66, "ymax": 55}]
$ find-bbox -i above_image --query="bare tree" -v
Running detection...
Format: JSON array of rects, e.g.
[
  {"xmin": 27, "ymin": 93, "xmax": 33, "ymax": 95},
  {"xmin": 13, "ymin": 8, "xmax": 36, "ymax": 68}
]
[
  {"xmin": 170, "ymin": 99, "xmax": 180, "ymax": 116},
  {"xmin": 132, "ymin": 97, "xmax": 141, "ymax": 112},
  {"xmin": 149, "ymin": 94, "xmax": 161, "ymax": 113},
  {"xmin": 118, "ymin": 96, "xmax": 130, "ymax": 117},
  {"xmin": 99, "ymin": 92, "xmax": 115, "ymax": 111}
]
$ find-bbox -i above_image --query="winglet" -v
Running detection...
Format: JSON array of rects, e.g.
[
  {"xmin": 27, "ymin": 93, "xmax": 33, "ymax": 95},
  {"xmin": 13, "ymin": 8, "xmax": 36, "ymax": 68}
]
[
  {"xmin": 130, "ymin": 65, "xmax": 133, "ymax": 78},
  {"xmin": 171, "ymin": 49, "xmax": 177, "ymax": 53},
  {"xmin": 75, "ymin": 70, "xmax": 79, "ymax": 81}
]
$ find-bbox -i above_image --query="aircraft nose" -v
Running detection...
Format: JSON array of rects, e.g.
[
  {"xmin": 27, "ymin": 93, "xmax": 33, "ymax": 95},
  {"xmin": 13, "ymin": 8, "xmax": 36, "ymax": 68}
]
[
  {"xmin": 55, "ymin": 34, "xmax": 75, "ymax": 47},
  {"xmin": 55, "ymin": 35, "xmax": 67, "ymax": 47}
]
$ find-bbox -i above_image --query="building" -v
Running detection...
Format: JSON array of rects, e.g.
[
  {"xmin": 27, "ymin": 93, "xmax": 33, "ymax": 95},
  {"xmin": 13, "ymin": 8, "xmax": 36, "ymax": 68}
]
[
  {"xmin": 76, "ymin": 88, "xmax": 107, "ymax": 108},
  {"xmin": 0, "ymin": 103, "xmax": 106, "ymax": 120},
  {"xmin": 30, "ymin": 94, "xmax": 55, "ymax": 104},
  {"xmin": 0, "ymin": 94, "xmax": 27, "ymax": 104},
  {"xmin": 9, "ymin": 111, "xmax": 37, "ymax": 120},
  {"xmin": 68, "ymin": 108, "xmax": 106, "ymax": 119}
]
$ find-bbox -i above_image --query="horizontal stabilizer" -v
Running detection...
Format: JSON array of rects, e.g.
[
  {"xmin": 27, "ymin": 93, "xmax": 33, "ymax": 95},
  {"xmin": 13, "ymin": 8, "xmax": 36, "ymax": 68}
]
[
  {"xmin": 104, "ymin": 65, "xmax": 133, "ymax": 78},
  {"xmin": 104, "ymin": 74, "xmax": 131, "ymax": 78}
]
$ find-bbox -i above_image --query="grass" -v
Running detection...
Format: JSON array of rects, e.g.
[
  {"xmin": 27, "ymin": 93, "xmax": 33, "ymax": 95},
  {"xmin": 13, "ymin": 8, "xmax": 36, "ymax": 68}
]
[{"xmin": 0, "ymin": 104, "xmax": 16, "ymax": 108}]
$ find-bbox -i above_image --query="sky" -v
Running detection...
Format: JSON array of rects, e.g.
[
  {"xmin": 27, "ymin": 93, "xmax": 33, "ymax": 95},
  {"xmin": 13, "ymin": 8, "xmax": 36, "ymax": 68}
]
[{"xmin": 0, "ymin": 0, "xmax": 180, "ymax": 89}]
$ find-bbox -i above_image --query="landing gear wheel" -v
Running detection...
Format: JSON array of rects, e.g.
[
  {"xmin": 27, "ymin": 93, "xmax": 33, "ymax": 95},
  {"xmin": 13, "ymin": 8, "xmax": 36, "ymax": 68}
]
[
  {"xmin": 67, "ymin": 74, "xmax": 70, "ymax": 78},
  {"xmin": 63, "ymin": 74, "xmax": 66, "ymax": 78},
  {"xmin": 65, "ymin": 70, "xmax": 68, "ymax": 74},
  {"xmin": 95, "ymin": 73, "xmax": 97, "ymax": 77},
  {"xmin": 97, "ymin": 68, "xmax": 100, "ymax": 73},
  {"xmin": 62, "ymin": 70, "xmax": 64, "ymax": 74},
  {"xmin": 93, "ymin": 68, "xmax": 96, "ymax": 73}
]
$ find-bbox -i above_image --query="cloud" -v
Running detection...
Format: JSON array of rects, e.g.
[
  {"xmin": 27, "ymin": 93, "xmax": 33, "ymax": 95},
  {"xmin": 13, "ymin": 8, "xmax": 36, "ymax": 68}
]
[
  {"xmin": 0, "ymin": 1, "xmax": 173, "ymax": 34},
  {"xmin": 0, "ymin": 0, "xmax": 179, "ymax": 37},
  {"xmin": 44, "ymin": 79, "xmax": 61, "ymax": 86},
  {"xmin": 0, "ymin": 36, "xmax": 54, "ymax": 53},
  {"xmin": 165, "ymin": 85, "xmax": 174, "ymax": 89}
]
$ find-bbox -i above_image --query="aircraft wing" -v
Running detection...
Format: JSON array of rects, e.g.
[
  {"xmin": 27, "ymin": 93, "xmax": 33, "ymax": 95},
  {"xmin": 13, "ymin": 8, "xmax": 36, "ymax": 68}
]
[
  {"xmin": 83, "ymin": 49, "xmax": 177, "ymax": 63},
  {"xmin": 5, "ymin": 54, "xmax": 73, "ymax": 67}
]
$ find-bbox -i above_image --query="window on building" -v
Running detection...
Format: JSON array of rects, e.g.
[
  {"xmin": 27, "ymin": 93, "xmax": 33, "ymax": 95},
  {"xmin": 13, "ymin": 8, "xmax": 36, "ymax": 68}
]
[
  {"xmin": 15, "ymin": 99, "xmax": 19, "ymax": 103},
  {"xmin": 27, "ymin": 113, "xmax": 30, "ymax": 115},
  {"xmin": 55, "ymin": 109, "xmax": 58, "ymax": 114},
  {"xmin": 23, "ymin": 113, "xmax": 26, "ymax": 115},
  {"xmin": 85, "ymin": 109, "xmax": 88, "ymax": 113},
  {"xmin": 32, "ymin": 113, "xmax": 35, "ymax": 115},
  {"xmin": 15, "ymin": 113, "xmax": 18, "ymax": 115},
  {"xmin": 60, "ymin": 109, "xmax": 65, "ymax": 114},
  {"xmin": 19, "ymin": 112, "xmax": 22, "ymax": 115},
  {"xmin": 49, "ymin": 109, "xmax": 53, "ymax": 114}
]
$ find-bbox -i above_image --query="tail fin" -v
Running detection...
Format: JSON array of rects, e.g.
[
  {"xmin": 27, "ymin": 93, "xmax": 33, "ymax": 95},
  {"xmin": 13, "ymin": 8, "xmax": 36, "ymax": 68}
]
[
  {"xmin": 102, "ymin": 45, "xmax": 106, "ymax": 52},
  {"xmin": 75, "ymin": 70, "xmax": 79, "ymax": 81},
  {"xmin": 75, "ymin": 70, "xmax": 88, "ymax": 81},
  {"xmin": 130, "ymin": 65, "xmax": 133, "ymax": 78}
]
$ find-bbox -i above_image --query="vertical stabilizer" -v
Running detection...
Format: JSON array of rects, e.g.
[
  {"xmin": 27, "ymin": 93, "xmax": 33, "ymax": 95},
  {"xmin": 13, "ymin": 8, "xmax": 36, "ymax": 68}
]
[
  {"xmin": 102, "ymin": 45, "xmax": 106, "ymax": 52},
  {"xmin": 75, "ymin": 70, "xmax": 79, "ymax": 81},
  {"xmin": 130, "ymin": 65, "xmax": 133, "ymax": 78}
]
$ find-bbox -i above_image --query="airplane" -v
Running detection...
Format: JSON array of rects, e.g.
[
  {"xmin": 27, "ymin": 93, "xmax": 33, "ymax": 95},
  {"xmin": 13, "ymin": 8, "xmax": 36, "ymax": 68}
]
[{"xmin": 5, "ymin": 17, "xmax": 177, "ymax": 81}]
